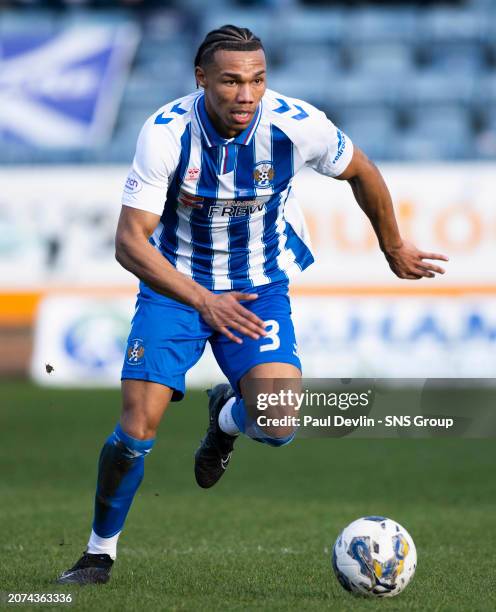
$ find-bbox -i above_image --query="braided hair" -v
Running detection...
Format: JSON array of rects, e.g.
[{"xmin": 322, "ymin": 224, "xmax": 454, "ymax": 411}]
[{"xmin": 194, "ymin": 24, "xmax": 264, "ymax": 69}]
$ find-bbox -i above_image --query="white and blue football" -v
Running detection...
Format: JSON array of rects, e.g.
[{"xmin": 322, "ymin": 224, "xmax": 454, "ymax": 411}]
[{"xmin": 332, "ymin": 516, "xmax": 417, "ymax": 598}]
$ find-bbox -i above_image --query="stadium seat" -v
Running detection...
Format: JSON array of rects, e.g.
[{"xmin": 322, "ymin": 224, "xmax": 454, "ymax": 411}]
[
  {"xmin": 474, "ymin": 105, "xmax": 496, "ymax": 157},
  {"xmin": 479, "ymin": 73, "xmax": 496, "ymax": 104},
  {"xmin": 326, "ymin": 73, "xmax": 399, "ymax": 107},
  {"xmin": 337, "ymin": 107, "xmax": 397, "ymax": 161},
  {"xmin": 283, "ymin": 43, "xmax": 342, "ymax": 75},
  {"xmin": 346, "ymin": 42, "xmax": 413, "ymax": 75},
  {"xmin": 351, "ymin": 132, "xmax": 398, "ymax": 161},
  {"xmin": 0, "ymin": 10, "xmax": 56, "ymax": 35},
  {"xmin": 427, "ymin": 42, "xmax": 487, "ymax": 72},
  {"xmin": 284, "ymin": 9, "xmax": 346, "ymax": 44},
  {"xmin": 140, "ymin": 9, "xmax": 188, "ymax": 42},
  {"xmin": 419, "ymin": 8, "xmax": 488, "ymax": 43},
  {"xmin": 481, "ymin": 104, "xmax": 496, "ymax": 130},
  {"xmin": 338, "ymin": 106, "xmax": 395, "ymax": 134},
  {"xmin": 123, "ymin": 72, "xmax": 173, "ymax": 107},
  {"xmin": 408, "ymin": 104, "xmax": 472, "ymax": 131},
  {"xmin": 268, "ymin": 68, "xmax": 328, "ymax": 107},
  {"xmin": 405, "ymin": 70, "xmax": 477, "ymax": 106},
  {"xmin": 60, "ymin": 9, "xmax": 130, "ymax": 28},
  {"xmin": 202, "ymin": 10, "xmax": 275, "ymax": 46},
  {"xmin": 468, "ymin": 0, "xmax": 495, "ymax": 7},
  {"xmin": 137, "ymin": 38, "xmax": 192, "ymax": 66},
  {"xmin": 346, "ymin": 8, "xmax": 418, "ymax": 43},
  {"xmin": 395, "ymin": 133, "xmax": 445, "ymax": 160},
  {"xmin": 103, "ymin": 110, "xmax": 147, "ymax": 162},
  {"xmin": 399, "ymin": 105, "xmax": 474, "ymax": 160}
]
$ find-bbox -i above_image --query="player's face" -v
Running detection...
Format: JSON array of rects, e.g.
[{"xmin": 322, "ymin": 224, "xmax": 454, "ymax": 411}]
[{"xmin": 195, "ymin": 49, "xmax": 266, "ymax": 138}]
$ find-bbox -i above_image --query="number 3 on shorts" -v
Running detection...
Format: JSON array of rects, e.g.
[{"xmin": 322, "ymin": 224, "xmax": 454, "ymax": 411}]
[{"xmin": 260, "ymin": 319, "xmax": 280, "ymax": 352}]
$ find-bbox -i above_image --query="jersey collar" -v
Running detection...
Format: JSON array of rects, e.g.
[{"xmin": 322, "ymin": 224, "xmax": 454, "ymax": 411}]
[{"xmin": 194, "ymin": 94, "xmax": 262, "ymax": 147}]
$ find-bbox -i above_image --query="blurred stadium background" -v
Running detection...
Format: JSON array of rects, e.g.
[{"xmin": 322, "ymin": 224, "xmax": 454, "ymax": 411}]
[{"xmin": 1, "ymin": 0, "xmax": 495, "ymax": 386}]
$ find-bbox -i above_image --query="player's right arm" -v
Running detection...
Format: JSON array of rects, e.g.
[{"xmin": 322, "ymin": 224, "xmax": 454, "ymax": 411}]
[
  {"xmin": 117, "ymin": 111, "xmax": 265, "ymax": 344},
  {"xmin": 115, "ymin": 206, "xmax": 266, "ymax": 343}
]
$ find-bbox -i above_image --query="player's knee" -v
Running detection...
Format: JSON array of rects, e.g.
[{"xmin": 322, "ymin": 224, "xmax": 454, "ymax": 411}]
[
  {"xmin": 120, "ymin": 380, "xmax": 169, "ymax": 440},
  {"xmin": 120, "ymin": 423, "xmax": 157, "ymax": 441},
  {"xmin": 120, "ymin": 411, "xmax": 159, "ymax": 441}
]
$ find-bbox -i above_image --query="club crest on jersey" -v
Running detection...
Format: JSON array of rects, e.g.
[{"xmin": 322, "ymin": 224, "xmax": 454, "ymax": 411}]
[
  {"xmin": 186, "ymin": 167, "xmax": 200, "ymax": 181},
  {"xmin": 126, "ymin": 338, "xmax": 145, "ymax": 365},
  {"xmin": 253, "ymin": 161, "xmax": 275, "ymax": 189},
  {"xmin": 178, "ymin": 189, "xmax": 204, "ymax": 209}
]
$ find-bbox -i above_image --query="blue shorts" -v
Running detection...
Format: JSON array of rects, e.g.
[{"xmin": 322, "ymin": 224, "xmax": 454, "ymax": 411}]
[{"xmin": 121, "ymin": 280, "xmax": 301, "ymax": 401}]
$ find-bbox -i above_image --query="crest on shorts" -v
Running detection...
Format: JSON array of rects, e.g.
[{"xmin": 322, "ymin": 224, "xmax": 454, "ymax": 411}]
[
  {"xmin": 126, "ymin": 338, "xmax": 145, "ymax": 365},
  {"xmin": 253, "ymin": 161, "xmax": 275, "ymax": 189}
]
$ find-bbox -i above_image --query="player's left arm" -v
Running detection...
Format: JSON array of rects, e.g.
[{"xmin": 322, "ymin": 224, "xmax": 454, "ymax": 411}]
[{"xmin": 336, "ymin": 147, "xmax": 449, "ymax": 279}]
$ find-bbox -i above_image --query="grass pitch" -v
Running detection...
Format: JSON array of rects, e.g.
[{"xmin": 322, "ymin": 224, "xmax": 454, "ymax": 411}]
[{"xmin": 0, "ymin": 381, "xmax": 495, "ymax": 611}]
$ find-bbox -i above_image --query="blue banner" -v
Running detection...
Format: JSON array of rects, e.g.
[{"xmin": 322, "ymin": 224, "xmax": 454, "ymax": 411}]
[{"xmin": 0, "ymin": 25, "xmax": 139, "ymax": 148}]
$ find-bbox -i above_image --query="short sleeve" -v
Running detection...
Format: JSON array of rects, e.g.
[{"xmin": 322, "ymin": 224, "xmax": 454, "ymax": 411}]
[
  {"xmin": 121, "ymin": 116, "xmax": 179, "ymax": 215},
  {"xmin": 306, "ymin": 112, "xmax": 354, "ymax": 178}
]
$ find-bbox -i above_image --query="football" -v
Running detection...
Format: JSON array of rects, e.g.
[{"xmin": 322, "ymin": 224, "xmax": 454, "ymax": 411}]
[{"xmin": 332, "ymin": 516, "xmax": 417, "ymax": 598}]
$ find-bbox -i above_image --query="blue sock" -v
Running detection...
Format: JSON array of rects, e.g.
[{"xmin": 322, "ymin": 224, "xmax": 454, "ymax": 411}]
[
  {"xmin": 230, "ymin": 398, "xmax": 295, "ymax": 447},
  {"xmin": 92, "ymin": 423, "xmax": 155, "ymax": 538},
  {"xmin": 231, "ymin": 398, "xmax": 247, "ymax": 433}
]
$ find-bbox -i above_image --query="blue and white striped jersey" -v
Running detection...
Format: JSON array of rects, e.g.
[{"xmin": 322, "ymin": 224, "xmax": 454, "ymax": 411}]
[{"xmin": 122, "ymin": 88, "xmax": 353, "ymax": 290}]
